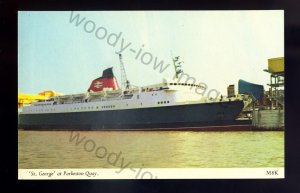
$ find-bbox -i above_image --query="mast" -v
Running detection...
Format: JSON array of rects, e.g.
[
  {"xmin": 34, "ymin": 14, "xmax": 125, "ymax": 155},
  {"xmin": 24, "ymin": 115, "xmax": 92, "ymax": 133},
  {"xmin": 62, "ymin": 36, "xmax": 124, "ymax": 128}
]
[
  {"xmin": 118, "ymin": 54, "xmax": 130, "ymax": 90},
  {"xmin": 172, "ymin": 55, "xmax": 184, "ymax": 79}
]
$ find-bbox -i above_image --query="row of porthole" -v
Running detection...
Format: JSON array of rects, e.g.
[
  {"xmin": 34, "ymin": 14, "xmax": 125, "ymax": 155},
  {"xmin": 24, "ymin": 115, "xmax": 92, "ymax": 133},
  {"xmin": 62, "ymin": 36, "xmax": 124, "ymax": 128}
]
[
  {"xmin": 74, "ymin": 106, "xmax": 95, "ymax": 110},
  {"xmin": 170, "ymin": 83, "xmax": 203, "ymax": 87},
  {"xmin": 29, "ymin": 105, "xmax": 117, "ymax": 112},
  {"xmin": 73, "ymin": 105, "xmax": 116, "ymax": 110},
  {"xmin": 29, "ymin": 109, "xmax": 55, "ymax": 112},
  {"xmin": 102, "ymin": 105, "xmax": 116, "ymax": 109},
  {"xmin": 158, "ymin": 101, "xmax": 170, "ymax": 104}
]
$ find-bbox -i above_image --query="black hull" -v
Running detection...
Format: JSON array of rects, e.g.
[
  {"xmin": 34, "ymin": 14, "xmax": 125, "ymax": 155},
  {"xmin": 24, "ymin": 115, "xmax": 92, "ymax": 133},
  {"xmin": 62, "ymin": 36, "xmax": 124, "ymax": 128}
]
[{"xmin": 19, "ymin": 101, "xmax": 245, "ymax": 131}]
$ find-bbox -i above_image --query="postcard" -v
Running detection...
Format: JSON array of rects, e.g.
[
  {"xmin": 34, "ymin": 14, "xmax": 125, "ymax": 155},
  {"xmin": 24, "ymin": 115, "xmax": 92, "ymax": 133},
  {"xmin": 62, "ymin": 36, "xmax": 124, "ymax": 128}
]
[{"xmin": 18, "ymin": 10, "xmax": 284, "ymax": 179}]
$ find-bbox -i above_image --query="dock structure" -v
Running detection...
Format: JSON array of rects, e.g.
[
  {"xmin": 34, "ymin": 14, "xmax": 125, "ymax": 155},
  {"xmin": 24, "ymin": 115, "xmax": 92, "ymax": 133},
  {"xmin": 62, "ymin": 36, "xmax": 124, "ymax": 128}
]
[
  {"xmin": 252, "ymin": 57, "xmax": 284, "ymax": 130},
  {"xmin": 264, "ymin": 57, "xmax": 284, "ymax": 108}
]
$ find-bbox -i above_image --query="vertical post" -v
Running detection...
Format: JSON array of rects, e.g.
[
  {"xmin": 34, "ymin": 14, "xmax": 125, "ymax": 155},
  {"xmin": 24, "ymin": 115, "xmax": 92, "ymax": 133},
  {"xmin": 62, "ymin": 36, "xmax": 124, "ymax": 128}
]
[
  {"xmin": 275, "ymin": 75, "xmax": 278, "ymax": 107},
  {"xmin": 172, "ymin": 57, "xmax": 178, "ymax": 79},
  {"xmin": 270, "ymin": 75, "xmax": 273, "ymax": 110}
]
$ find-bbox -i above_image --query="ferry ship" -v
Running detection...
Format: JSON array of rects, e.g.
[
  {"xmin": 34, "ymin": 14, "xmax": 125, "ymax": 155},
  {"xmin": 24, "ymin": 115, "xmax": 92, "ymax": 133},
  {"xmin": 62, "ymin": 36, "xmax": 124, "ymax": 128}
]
[{"xmin": 19, "ymin": 55, "xmax": 249, "ymax": 130}]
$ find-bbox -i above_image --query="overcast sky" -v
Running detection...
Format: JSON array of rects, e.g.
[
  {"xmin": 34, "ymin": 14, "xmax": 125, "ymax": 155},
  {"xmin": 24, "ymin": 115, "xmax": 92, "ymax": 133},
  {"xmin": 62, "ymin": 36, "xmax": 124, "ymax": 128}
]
[{"xmin": 18, "ymin": 11, "xmax": 283, "ymax": 95}]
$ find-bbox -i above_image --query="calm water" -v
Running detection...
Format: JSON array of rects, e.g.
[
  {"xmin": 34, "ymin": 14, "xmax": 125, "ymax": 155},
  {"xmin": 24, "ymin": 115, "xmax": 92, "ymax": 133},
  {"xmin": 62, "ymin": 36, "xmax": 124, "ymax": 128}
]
[{"xmin": 18, "ymin": 130, "xmax": 284, "ymax": 168}]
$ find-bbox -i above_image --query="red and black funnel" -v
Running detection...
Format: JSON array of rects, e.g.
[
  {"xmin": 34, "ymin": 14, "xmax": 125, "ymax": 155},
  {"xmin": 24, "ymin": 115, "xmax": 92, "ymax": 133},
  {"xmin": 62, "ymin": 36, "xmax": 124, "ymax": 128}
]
[{"xmin": 88, "ymin": 67, "xmax": 120, "ymax": 92}]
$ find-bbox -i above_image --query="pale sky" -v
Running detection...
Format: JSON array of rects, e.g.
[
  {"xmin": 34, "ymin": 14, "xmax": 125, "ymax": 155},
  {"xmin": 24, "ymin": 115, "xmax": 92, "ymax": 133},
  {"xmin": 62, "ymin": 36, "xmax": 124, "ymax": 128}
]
[{"xmin": 18, "ymin": 11, "xmax": 284, "ymax": 95}]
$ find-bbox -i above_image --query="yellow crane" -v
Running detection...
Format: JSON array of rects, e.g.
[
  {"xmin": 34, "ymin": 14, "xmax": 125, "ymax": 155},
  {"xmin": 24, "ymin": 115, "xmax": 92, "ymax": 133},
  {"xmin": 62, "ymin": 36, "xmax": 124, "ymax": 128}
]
[{"xmin": 18, "ymin": 90, "xmax": 61, "ymax": 108}]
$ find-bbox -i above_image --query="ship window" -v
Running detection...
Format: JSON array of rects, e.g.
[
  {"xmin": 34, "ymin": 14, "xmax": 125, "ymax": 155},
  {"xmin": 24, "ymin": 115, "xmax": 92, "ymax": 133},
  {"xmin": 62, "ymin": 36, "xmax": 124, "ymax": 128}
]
[
  {"xmin": 141, "ymin": 103, "xmax": 142, "ymax": 106},
  {"xmin": 158, "ymin": 102, "xmax": 160, "ymax": 104},
  {"xmin": 174, "ymin": 83, "xmax": 177, "ymax": 85},
  {"xmin": 164, "ymin": 101, "xmax": 166, "ymax": 104},
  {"xmin": 170, "ymin": 83, "xmax": 173, "ymax": 85},
  {"xmin": 96, "ymin": 106, "xmax": 98, "ymax": 109},
  {"xmin": 167, "ymin": 101, "xmax": 170, "ymax": 103},
  {"xmin": 184, "ymin": 83, "xmax": 187, "ymax": 86}
]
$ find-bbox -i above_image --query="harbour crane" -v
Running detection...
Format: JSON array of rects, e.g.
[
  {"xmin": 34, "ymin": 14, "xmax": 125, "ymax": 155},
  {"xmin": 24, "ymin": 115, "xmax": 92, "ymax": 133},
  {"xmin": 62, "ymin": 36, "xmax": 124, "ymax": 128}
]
[{"xmin": 118, "ymin": 54, "xmax": 130, "ymax": 90}]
